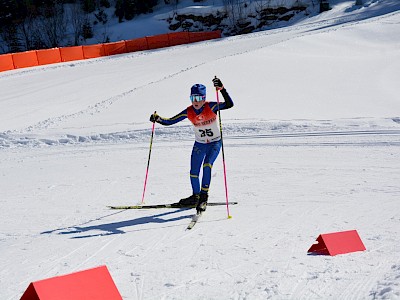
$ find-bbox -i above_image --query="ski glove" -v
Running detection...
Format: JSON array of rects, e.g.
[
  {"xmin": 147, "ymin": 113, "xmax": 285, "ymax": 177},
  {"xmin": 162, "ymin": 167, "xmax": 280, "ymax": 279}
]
[
  {"xmin": 149, "ymin": 112, "xmax": 160, "ymax": 123},
  {"xmin": 212, "ymin": 77, "xmax": 224, "ymax": 90}
]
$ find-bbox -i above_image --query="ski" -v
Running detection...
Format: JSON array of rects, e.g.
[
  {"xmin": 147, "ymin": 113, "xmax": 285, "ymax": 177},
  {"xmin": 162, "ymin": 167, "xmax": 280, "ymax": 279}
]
[
  {"xmin": 186, "ymin": 212, "xmax": 202, "ymax": 230},
  {"xmin": 108, "ymin": 202, "xmax": 237, "ymax": 210}
]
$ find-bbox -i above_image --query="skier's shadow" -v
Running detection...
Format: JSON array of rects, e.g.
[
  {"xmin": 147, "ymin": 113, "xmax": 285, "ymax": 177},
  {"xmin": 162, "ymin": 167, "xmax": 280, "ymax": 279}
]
[{"xmin": 41, "ymin": 209, "xmax": 192, "ymax": 239}]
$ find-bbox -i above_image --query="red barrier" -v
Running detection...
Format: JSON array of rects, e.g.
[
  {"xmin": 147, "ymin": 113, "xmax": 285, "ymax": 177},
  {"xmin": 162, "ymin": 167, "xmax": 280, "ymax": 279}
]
[
  {"xmin": 36, "ymin": 48, "xmax": 62, "ymax": 65},
  {"xmin": 83, "ymin": 44, "xmax": 105, "ymax": 59},
  {"xmin": 168, "ymin": 32, "xmax": 190, "ymax": 46},
  {"xmin": 146, "ymin": 34, "xmax": 170, "ymax": 50},
  {"xmin": 1, "ymin": 31, "xmax": 221, "ymax": 72},
  {"xmin": 125, "ymin": 37, "xmax": 148, "ymax": 52},
  {"xmin": 189, "ymin": 32, "xmax": 209, "ymax": 43},
  {"xmin": 60, "ymin": 46, "xmax": 84, "ymax": 62},
  {"xmin": 12, "ymin": 50, "xmax": 39, "ymax": 69},
  {"xmin": 20, "ymin": 265, "xmax": 122, "ymax": 300},
  {"xmin": 0, "ymin": 53, "xmax": 14, "ymax": 72},
  {"xmin": 308, "ymin": 230, "xmax": 366, "ymax": 256},
  {"xmin": 103, "ymin": 41, "xmax": 127, "ymax": 56},
  {"xmin": 206, "ymin": 30, "xmax": 222, "ymax": 40}
]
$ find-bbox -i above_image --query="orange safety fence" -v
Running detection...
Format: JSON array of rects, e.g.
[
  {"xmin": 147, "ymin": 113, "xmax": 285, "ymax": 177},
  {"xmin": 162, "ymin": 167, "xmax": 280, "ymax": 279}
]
[
  {"xmin": 83, "ymin": 44, "xmax": 105, "ymax": 59},
  {"xmin": 207, "ymin": 31, "xmax": 222, "ymax": 39},
  {"xmin": 36, "ymin": 48, "xmax": 62, "ymax": 65},
  {"xmin": 0, "ymin": 30, "xmax": 221, "ymax": 73},
  {"xmin": 125, "ymin": 37, "xmax": 148, "ymax": 52},
  {"xmin": 168, "ymin": 32, "xmax": 190, "ymax": 46},
  {"xmin": 0, "ymin": 54, "xmax": 14, "ymax": 72},
  {"xmin": 104, "ymin": 41, "xmax": 127, "ymax": 56},
  {"xmin": 189, "ymin": 31, "xmax": 212, "ymax": 43},
  {"xmin": 60, "ymin": 46, "xmax": 84, "ymax": 62},
  {"xmin": 146, "ymin": 34, "xmax": 170, "ymax": 50},
  {"xmin": 12, "ymin": 50, "xmax": 39, "ymax": 69}
]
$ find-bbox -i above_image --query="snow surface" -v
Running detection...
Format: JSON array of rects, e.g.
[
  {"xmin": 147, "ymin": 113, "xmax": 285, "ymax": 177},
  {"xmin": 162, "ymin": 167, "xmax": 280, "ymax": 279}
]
[{"xmin": 1, "ymin": 1, "xmax": 400, "ymax": 299}]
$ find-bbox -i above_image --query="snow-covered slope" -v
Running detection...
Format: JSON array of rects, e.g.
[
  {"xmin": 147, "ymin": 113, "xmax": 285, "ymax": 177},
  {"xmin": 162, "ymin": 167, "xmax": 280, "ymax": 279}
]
[{"xmin": 1, "ymin": 1, "xmax": 400, "ymax": 299}]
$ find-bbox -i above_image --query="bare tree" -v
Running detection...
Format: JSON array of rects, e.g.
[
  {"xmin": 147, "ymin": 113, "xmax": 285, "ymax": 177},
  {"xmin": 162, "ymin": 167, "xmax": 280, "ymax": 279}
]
[
  {"xmin": 0, "ymin": 24, "xmax": 21, "ymax": 53},
  {"xmin": 254, "ymin": 0, "xmax": 274, "ymax": 13},
  {"xmin": 223, "ymin": 0, "xmax": 239, "ymax": 27},
  {"xmin": 19, "ymin": 15, "xmax": 38, "ymax": 50},
  {"xmin": 223, "ymin": 0, "xmax": 249, "ymax": 32},
  {"xmin": 36, "ymin": 1, "xmax": 68, "ymax": 48},
  {"xmin": 68, "ymin": 2, "xmax": 86, "ymax": 46}
]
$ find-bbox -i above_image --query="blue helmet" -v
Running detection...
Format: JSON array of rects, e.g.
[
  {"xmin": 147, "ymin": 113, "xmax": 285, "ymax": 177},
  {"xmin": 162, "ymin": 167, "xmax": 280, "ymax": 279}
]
[{"xmin": 190, "ymin": 84, "xmax": 206, "ymax": 102}]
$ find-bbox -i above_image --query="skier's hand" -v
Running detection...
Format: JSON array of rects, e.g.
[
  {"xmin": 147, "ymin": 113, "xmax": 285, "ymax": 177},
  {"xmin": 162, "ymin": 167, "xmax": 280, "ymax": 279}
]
[
  {"xmin": 149, "ymin": 112, "xmax": 160, "ymax": 123},
  {"xmin": 212, "ymin": 77, "xmax": 224, "ymax": 90}
]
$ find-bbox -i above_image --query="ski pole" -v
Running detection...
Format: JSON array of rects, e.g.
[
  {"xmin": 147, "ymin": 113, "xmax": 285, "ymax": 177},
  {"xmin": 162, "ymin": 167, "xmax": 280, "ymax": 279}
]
[
  {"xmin": 141, "ymin": 112, "xmax": 156, "ymax": 204},
  {"xmin": 215, "ymin": 77, "xmax": 232, "ymax": 219}
]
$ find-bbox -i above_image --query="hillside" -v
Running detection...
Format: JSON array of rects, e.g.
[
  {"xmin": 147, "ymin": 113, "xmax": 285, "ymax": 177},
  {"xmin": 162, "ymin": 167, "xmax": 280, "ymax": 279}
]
[{"xmin": 1, "ymin": 0, "xmax": 318, "ymax": 54}]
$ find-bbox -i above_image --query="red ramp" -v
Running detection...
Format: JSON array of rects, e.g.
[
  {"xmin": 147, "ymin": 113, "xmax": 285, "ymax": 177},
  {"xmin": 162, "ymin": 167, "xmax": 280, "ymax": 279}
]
[
  {"xmin": 308, "ymin": 230, "xmax": 366, "ymax": 256},
  {"xmin": 20, "ymin": 265, "xmax": 122, "ymax": 300}
]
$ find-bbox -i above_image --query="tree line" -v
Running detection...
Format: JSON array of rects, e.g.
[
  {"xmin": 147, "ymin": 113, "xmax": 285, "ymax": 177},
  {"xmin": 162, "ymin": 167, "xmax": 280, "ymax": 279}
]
[
  {"xmin": 0, "ymin": 0, "xmax": 322, "ymax": 54},
  {"xmin": 0, "ymin": 0, "xmax": 163, "ymax": 54}
]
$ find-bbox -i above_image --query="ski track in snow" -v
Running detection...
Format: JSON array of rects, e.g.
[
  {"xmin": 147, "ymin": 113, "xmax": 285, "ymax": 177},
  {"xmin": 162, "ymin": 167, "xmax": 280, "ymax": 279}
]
[{"xmin": 1, "ymin": 119, "xmax": 400, "ymax": 149}]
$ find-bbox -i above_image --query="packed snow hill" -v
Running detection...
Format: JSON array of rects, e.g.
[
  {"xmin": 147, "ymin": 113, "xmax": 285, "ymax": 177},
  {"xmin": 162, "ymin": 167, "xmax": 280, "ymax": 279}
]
[{"xmin": 1, "ymin": 0, "xmax": 400, "ymax": 299}]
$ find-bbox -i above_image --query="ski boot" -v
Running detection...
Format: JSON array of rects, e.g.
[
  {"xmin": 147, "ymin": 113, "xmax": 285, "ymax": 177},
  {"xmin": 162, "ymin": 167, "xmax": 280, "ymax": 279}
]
[
  {"xmin": 179, "ymin": 194, "xmax": 199, "ymax": 207},
  {"xmin": 196, "ymin": 193, "xmax": 208, "ymax": 213}
]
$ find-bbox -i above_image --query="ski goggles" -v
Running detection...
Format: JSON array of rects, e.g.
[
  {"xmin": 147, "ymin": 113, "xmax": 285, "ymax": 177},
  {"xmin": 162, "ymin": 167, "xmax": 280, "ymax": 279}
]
[{"xmin": 190, "ymin": 95, "xmax": 206, "ymax": 102}]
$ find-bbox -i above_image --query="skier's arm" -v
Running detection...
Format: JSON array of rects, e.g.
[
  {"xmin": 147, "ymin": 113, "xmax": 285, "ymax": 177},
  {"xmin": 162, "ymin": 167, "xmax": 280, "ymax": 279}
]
[
  {"xmin": 210, "ymin": 77, "xmax": 234, "ymax": 111},
  {"xmin": 210, "ymin": 88, "xmax": 234, "ymax": 112},
  {"xmin": 149, "ymin": 109, "xmax": 188, "ymax": 126}
]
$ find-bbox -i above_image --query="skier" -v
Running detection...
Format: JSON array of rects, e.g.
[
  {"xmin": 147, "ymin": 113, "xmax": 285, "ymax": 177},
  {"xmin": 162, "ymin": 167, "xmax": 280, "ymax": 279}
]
[{"xmin": 150, "ymin": 77, "xmax": 234, "ymax": 213}]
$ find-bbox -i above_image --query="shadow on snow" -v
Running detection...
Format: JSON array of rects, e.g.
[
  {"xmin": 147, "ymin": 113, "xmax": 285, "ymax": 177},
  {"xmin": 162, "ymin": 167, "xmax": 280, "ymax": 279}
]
[{"xmin": 41, "ymin": 209, "xmax": 192, "ymax": 238}]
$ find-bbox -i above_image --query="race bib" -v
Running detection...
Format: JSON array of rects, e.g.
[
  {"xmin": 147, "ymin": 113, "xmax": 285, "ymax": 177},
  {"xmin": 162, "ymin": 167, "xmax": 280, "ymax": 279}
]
[{"xmin": 187, "ymin": 103, "xmax": 221, "ymax": 143}]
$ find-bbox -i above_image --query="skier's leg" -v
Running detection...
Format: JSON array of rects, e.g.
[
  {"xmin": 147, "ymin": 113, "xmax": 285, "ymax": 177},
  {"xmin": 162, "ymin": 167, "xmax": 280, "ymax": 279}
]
[
  {"xmin": 190, "ymin": 142, "xmax": 206, "ymax": 194},
  {"xmin": 201, "ymin": 140, "xmax": 222, "ymax": 193}
]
